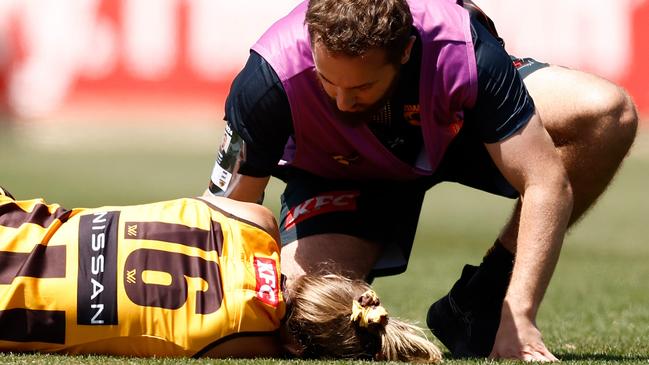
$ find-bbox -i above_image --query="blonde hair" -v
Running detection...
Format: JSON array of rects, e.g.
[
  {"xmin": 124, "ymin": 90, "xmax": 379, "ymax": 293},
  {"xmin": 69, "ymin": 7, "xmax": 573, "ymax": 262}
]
[{"xmin": 285, "ymin": 274, "xmax": 442, "ymax": 363}]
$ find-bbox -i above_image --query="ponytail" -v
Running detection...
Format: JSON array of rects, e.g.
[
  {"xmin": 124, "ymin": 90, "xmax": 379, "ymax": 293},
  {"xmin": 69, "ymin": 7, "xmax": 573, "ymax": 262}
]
[
  {"xmin": 285, "ymin": 274, "xmax": 442, "ymax": 363},
  {"xmin": 380, "ymin": 317, "xmax": 443, "ymax": 363}
]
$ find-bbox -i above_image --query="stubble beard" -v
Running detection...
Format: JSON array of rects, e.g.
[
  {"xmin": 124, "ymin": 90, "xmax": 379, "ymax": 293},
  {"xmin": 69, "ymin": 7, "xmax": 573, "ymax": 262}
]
[{"xmin": 325, "ymin": 72, "xmax": 401, "ymax": 127}]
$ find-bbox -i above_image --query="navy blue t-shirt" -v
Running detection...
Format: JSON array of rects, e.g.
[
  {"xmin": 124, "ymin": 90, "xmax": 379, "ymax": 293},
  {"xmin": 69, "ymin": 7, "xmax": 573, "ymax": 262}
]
[{"xmin": 224, "ymin": 17, "xmax": 535, "ymax": 177}]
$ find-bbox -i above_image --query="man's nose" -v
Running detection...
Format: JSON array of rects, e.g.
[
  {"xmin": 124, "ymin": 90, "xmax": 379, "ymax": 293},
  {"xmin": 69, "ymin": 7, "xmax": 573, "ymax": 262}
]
[{"xmin": 336, "ymin": 89, "xmax": 356, "ymax": 112}]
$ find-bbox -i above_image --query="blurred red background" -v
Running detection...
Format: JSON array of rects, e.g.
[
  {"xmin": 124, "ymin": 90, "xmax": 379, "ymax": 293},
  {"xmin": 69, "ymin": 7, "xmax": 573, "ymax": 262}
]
[{"xmin": 0, "ymin": 0, "xmax": 647, "ymax": 122}]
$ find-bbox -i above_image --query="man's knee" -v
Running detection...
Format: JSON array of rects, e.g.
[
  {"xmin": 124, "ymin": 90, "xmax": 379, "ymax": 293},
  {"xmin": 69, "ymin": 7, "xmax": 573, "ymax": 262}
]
[
  {"xmin": 580, "ymin": 82, "xmax": 638, "ymax": 148},
  {"xmin": 612, "ymin": 88, "xmax": 639, "ymax": 150},
  {"xmin": 529, "ymin": 67, "xmax": 638, "ymax": 149}
]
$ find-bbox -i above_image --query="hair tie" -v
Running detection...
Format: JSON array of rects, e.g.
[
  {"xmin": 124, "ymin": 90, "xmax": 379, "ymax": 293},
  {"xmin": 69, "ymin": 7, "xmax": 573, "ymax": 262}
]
[{"xmin": 350, "ymin": 290, "xmax": 388, "ymax": 328}]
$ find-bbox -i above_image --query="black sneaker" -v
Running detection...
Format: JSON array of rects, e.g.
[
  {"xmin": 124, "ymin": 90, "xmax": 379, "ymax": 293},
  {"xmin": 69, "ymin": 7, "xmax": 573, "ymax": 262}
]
[{"xmin": 426, "ymin": 264, "xmax": 507, "ymax": 358}]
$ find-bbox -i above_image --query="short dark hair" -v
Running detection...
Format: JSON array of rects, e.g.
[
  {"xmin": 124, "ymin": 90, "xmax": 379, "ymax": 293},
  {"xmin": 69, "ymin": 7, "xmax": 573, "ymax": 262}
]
[{"xmin": 306, "ymin": 0, "xmax": 414, "ymax": 64}]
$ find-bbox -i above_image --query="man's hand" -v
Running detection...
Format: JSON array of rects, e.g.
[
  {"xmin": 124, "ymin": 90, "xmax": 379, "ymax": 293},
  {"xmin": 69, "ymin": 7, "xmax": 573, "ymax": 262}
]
[{"xmin": 489, "ymin": 301, "xmax": 559, "ymax": 362}]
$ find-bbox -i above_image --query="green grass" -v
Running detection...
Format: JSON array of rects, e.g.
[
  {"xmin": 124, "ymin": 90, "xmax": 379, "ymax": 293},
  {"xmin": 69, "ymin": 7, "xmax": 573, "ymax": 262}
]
[{"xmin": 1, "ymin": 121, "xmax": 648, "ymax": 364}]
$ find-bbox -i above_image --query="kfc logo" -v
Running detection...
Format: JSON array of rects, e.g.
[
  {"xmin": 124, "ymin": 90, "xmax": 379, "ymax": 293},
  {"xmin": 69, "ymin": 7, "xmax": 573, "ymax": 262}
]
[
  {"xmin": 284, "ymin": 191, "xmax": 360, "ymax": 229},
  {"xmin": 254, "ymin": 257, "xmax": 279, "ymax": 307}
]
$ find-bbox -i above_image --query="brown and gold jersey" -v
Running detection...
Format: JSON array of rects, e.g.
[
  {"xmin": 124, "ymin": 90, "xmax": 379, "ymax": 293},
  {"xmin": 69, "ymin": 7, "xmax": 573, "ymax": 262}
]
[{"xmin": 0, "ymin": 194, "xmax": 285, "ymax": 357}]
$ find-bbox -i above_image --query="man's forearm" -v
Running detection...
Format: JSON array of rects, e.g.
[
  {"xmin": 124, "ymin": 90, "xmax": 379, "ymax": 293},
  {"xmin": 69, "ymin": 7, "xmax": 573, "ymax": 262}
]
[{"xmin": 505, "ymin": 183, "xmax": 573, "ymax": 318}]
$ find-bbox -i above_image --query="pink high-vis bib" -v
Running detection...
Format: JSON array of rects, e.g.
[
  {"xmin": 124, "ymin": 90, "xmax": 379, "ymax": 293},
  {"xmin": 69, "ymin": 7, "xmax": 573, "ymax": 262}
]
[{"xmin": 252, "ymin": 0, "xmax": 477, "ymax": 180}]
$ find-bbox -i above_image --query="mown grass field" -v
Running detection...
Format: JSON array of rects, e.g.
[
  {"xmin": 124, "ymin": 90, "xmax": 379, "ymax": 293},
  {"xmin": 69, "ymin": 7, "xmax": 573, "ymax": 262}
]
[{"xmin": 1, "ymin": 121, "xmax": 648, "ymax": 364}]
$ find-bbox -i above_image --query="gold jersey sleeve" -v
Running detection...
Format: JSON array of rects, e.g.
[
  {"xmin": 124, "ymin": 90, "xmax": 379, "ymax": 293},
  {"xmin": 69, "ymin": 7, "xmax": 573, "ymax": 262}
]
[{"xmin": 0, "ymin": 195, "xmax": 285, "ymax": 357}]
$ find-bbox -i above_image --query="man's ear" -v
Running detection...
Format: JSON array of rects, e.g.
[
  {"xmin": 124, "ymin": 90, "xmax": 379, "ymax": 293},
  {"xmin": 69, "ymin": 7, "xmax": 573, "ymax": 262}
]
[{"xmin": 400, "ymin": 35, "xmax": 417, "ymax": 64}]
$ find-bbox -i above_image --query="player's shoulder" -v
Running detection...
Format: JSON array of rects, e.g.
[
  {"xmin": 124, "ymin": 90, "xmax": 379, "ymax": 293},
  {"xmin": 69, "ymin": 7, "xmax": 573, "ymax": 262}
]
[
  {"xmin": 198, "ymin": 195, "xmax": 278, "ymax": 238},
  {"xmin": 230, "ymin": 51, "xmax": 283, "ymax": 96},
  {"xmin": 226, "ymin": 51, "xmax": 290, "ymax": 133}
]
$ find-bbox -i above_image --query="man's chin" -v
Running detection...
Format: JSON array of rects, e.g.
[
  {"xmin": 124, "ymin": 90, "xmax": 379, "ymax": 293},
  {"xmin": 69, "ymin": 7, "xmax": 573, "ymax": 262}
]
[{"xmin": 334, "ymin": 109, "xmax": 374, "ymax": 126}]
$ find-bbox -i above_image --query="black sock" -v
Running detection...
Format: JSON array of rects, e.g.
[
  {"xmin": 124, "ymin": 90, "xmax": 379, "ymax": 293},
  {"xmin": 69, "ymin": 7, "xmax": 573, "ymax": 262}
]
[
  {"xmin": 452, "ymin": 239, "xmax": 514, "ymax": 312},
  {"xmin": 481, "ymin": 239, "xmax": 514, "ymax": 274}
]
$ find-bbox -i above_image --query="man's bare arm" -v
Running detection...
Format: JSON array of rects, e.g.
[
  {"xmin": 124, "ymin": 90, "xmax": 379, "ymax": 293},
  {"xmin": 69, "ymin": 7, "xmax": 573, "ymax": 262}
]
[{"xmin": 485, "ymin": 113, "xmax": 572, "ymax": 361}]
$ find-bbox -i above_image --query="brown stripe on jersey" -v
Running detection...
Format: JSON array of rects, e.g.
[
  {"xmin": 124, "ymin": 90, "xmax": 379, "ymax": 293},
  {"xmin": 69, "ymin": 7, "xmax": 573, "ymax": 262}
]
[
  {"xmin": 0, "ymin": 245, "xmax": 66, "ymax": 284},
  {"xmin": 124, "ymin": 221, "xmax": 224, "ymax": 255},
  {"xmin": 0, "ymin": 202, "xmax": 73, "ymax": 228},
  {"xmin": 0, "ymin": 308, "xmax": 66, "ymax": 344}
]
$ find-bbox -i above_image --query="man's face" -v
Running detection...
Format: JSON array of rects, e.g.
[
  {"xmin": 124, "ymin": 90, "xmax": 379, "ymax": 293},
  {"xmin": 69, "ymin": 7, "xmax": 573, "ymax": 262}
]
[{"xmin": 312, "ymin": 42, "xmax": 399, "ymax": 124}]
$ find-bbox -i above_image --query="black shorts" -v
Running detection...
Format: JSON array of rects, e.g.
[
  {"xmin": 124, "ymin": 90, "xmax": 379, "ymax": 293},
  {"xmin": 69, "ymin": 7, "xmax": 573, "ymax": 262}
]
[{"xmin": 278, "ymin": 57, "xmax": 549, "ymax": 278}]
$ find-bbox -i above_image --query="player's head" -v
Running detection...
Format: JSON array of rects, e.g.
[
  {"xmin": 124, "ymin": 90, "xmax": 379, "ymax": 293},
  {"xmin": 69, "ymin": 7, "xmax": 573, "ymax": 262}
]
[
  {"xmin": 306, "ymin": 0, "xmax": 415, "ymax": 120},
  {"xmin": 281, "ymin": 274, "xmax": 442, "ymax": 363}
]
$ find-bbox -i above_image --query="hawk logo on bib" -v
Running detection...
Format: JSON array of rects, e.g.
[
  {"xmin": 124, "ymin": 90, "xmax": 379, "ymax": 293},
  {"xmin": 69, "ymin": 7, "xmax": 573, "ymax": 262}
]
[
  {"xmin": 254, "ymin": 257, "xmax": 280, "ymax": 307},
  {"xmin": 403, "ymin": 104, "xmax": 421, "ymax": 126}
]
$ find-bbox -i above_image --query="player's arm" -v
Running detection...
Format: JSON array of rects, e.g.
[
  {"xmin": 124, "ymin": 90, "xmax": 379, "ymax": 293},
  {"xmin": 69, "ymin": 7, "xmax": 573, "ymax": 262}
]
[
  {"xmin": 204, "ymin": 51, "xmax": 292, "ymax": 204},
  {"xmin": 203, "ymin": 123, "xmax": 270, "ymax": 203},
  {"xmin": 468, "ymin": 19, "xmax": 569, "ymax": 361},
  {"xmin": 485, "ymin": 112, "xmax": 571, "ymax": 361}
]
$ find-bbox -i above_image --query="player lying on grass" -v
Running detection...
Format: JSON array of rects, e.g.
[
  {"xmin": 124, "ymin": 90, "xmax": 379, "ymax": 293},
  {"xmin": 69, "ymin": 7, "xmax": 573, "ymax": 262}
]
[{"xmin": 0, "ymin": 186, "xmax": 440, "ymax": 362}]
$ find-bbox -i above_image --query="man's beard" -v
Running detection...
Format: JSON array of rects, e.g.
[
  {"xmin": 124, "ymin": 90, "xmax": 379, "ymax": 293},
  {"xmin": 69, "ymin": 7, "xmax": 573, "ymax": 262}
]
[
  {"xmin": 326, "ymin": 74, "xmax": 400, "ymax": 127},
  {"xmin": 330, "ymin": 97, "xmax": 388, "ymax": 127}
]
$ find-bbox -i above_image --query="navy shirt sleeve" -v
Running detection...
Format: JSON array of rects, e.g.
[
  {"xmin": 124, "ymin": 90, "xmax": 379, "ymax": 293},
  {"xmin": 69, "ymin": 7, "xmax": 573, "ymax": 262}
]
[
  {"xmin": 224, "ymin": 51, "xmax": 293, "ymax": 177},
  {"xmin": 465, "ymin": 18, "xmax": 536, "ymax": 144}
]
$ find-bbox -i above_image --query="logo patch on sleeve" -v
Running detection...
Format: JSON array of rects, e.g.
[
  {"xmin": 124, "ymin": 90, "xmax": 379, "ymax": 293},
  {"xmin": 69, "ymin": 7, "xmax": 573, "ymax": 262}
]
[{"xmin": 254, "ymin": 257, "xmax": 279, "ymax": 307}]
